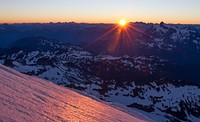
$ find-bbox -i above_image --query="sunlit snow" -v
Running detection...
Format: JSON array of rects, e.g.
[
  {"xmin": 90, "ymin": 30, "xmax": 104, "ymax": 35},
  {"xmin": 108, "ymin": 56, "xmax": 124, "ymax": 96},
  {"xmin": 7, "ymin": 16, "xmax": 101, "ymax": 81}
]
[{"xmin": 0, "ymin": 64, "xmax": 148, "ymax": 122}]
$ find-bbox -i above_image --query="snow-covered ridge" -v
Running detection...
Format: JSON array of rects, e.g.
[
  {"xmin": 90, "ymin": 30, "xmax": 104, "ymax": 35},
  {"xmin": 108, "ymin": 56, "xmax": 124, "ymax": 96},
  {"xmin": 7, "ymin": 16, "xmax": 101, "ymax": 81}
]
[{"xmin": 0, "ymin": 64, "xmax": 149, "ymax": 122}]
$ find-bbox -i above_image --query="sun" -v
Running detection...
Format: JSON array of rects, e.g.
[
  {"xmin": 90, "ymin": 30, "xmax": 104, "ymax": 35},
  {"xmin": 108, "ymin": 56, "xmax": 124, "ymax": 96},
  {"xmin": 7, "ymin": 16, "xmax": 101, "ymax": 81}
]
[{"xmin": 119, "ymin": 19, "xmax": 127, "ymax": 27}]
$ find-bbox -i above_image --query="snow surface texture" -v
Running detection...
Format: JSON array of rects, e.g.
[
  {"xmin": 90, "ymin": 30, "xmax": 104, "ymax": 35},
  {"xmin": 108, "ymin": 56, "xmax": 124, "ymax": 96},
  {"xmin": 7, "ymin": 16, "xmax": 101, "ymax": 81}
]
[{"xmin": 0, "ymin": 64, "xmax": 148, "ymax": 122}]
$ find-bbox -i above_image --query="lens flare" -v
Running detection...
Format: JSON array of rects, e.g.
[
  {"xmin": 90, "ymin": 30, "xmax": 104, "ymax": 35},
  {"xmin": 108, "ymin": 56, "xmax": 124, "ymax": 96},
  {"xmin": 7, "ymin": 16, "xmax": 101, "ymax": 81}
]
[{"xmin": 87, "ymin": 19, "xmax": 149, "ymax": 55}]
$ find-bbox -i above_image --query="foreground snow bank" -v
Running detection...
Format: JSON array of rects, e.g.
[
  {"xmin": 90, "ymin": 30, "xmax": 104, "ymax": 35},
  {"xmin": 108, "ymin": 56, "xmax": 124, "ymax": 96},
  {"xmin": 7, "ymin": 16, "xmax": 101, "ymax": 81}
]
[{"xmin": 0, "ymin": 64, "xmax": 147, "ymax": 122}]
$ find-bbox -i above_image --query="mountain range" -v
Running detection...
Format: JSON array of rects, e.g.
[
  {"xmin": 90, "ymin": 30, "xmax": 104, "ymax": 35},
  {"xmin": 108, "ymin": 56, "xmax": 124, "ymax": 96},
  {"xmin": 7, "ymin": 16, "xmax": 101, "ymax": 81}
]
[{"xmin": 0, "ymin": 22, "xmax": 200, "ymax": 121}]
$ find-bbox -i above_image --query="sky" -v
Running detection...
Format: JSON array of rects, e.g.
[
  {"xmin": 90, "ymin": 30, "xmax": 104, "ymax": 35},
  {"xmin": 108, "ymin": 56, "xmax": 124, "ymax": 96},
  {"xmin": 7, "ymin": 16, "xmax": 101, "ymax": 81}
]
[{"xmin": 0, "ymin": 0, "xmax": 200, "ymax": 24}]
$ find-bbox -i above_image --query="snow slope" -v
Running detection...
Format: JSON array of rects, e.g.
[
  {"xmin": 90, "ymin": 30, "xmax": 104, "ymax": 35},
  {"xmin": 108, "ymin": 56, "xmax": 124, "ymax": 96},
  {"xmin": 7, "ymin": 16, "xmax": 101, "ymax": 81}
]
[{"xmin": 0, "ymin": 64, "xmax": 148, "ymax": 122}]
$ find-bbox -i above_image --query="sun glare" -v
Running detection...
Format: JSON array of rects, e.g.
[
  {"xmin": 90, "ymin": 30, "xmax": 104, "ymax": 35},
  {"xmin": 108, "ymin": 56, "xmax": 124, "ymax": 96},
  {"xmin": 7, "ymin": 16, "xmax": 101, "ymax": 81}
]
[{"xmin": 119, "ymin": 20, "xmax": 127, "ymax": 27}]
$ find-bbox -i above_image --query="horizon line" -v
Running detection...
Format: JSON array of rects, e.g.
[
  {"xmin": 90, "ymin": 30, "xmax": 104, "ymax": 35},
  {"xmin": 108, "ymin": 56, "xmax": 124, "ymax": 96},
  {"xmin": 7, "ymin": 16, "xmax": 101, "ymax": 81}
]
[{"xmin": 1, "ymin": 21, "xmax": 200, "ymax": 25}]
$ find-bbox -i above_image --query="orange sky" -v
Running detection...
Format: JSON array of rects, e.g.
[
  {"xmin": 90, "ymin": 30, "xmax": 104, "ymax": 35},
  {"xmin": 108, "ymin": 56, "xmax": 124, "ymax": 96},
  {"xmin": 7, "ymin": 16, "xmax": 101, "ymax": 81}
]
[{"xmin": 0, "ymin": 0, "xmax": 200, "ymax": 24}]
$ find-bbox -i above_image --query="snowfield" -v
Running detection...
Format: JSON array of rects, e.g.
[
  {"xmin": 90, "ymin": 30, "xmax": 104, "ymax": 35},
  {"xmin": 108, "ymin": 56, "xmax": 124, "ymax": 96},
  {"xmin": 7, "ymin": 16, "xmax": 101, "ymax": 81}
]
[{"xmin": 0, "ymin": 64, "xmax": 148, "ymax": 122}]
